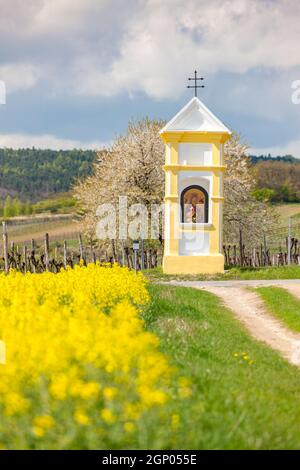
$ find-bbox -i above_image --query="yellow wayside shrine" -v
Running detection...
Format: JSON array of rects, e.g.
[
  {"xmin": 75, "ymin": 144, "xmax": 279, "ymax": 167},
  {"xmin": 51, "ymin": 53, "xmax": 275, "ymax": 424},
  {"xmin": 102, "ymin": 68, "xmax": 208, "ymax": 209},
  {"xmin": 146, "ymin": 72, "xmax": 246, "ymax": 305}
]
[{"xmin": 160, "ymin": 97, "xmax": 231, "ymax": 274}]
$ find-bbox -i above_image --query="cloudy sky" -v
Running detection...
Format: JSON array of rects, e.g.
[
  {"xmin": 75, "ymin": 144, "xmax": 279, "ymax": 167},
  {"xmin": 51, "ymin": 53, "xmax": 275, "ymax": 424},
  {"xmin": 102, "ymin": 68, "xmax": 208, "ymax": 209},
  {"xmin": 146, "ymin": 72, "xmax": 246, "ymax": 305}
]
[{"xmin": 0, "ymin": 0, "xmax": 300, "ymax": 155}]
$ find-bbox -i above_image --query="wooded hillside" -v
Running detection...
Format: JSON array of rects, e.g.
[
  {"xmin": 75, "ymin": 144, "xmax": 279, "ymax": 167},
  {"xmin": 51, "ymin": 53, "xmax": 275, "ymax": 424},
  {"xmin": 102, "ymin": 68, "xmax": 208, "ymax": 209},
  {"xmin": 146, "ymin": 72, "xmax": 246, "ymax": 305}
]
[
  {"xmin": 0, "ymin": 148, "xmax": 97, "ymax": 201},
  {"xmin": 252, "ymin": 158, "xmax": 300, "ymax": 202},
  {"xmin": 0, "ymin": 148, "xmax": 299, "ymax": 204}
]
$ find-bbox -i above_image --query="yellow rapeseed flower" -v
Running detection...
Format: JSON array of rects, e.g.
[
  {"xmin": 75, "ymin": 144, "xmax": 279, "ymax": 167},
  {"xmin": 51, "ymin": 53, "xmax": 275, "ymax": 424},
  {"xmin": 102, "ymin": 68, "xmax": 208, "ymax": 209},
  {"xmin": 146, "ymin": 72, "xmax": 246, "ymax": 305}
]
[
  {"xmin": 171, "ymin": 414, "xmax": 180, "ymax": 430},
  {"xmin": 33, "ymin": 415, "xmax": 55, "ymax": 429},
  {"xmin": 74, "ymin": 409, "xmax": 90, "ymax": 426},
  {"xmin": 0, "ymin": 264, "xmax": 176, "ymax": 448},
  {"xmin": 101, "ymin": 408, "xmax": 116, "ymax": 424},
  {"xmin": 103, "ymin": 387, "xmax": 118, "ymax": 400},
  {"xmin": 124, "ymin": 422, "xmax": 135, "ymax": 433},
  {"xmin": 32, "ymin": 426, "xmax": 45, "ymax": 438}
]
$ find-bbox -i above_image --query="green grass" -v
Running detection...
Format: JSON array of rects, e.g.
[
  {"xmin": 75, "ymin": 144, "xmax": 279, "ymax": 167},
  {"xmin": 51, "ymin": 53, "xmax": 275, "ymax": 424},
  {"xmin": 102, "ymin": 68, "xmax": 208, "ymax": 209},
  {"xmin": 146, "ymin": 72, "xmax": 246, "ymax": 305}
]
[
  {"xmin": 274, "ymin": 202, "xmax": 300, "ymax": 223},
  {"xmin": 255, "ymin": 286, "xmax": 300, "ymax": 332},
  {"xmin": 145, "ymin": 265, "xmax": 300, "ymax": 282},
  {"xmin": 32, "ymin": 193, "xmax": 77, "ymax": 214},
  {"xmin": 144, "ymin": 284, "xmax": 300, "ymax": 449},
  {"xmin": 0, "ymin": 214, "xmax": 80, "ymax": 249},
  {"xmin": 293, "ymin": 213, "xmax": 300, "ymax": 222}
]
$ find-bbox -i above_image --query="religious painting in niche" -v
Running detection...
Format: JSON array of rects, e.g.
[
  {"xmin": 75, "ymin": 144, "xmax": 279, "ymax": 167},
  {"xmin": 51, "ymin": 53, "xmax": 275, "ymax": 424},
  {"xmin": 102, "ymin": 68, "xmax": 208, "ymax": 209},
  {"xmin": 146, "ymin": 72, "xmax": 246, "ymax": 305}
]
[{"xmin": 181, "ymin": 185, "xmax": 208, "ymax": 223}]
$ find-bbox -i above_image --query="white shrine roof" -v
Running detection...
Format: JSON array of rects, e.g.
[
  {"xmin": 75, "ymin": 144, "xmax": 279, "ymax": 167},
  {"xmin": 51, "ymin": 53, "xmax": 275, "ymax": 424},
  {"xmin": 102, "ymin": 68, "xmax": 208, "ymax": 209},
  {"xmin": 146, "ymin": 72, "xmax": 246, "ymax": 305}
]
[{"xmin": 160, "ymin": 97, "xmax": 231, "ymax": 134}]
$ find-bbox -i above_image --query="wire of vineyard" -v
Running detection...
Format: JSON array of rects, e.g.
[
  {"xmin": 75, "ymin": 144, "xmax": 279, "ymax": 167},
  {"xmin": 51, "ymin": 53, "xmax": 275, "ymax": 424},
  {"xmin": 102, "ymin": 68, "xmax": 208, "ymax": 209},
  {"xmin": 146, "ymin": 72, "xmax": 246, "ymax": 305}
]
[
  {"xmin": 0, "ymin": 222, "xmax": 160, "ymax": 273},
  {"xmin": 224, "ymin": 219, "xmax": 300, "ymax": 267},
  {"xmin": 1, "ymin": 217, "xmax": 300, "ymax": 273}
]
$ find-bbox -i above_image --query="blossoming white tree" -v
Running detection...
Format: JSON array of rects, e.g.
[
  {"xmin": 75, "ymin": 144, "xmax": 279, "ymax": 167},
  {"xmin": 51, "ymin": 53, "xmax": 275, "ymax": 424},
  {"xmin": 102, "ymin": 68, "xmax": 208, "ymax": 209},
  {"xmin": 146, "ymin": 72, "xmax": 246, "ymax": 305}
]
[
  {"xmin": 75, "ymin": 119, "xmax": 276, "ymax": 247},
  {"xmin": 223, "ymin": 132, "xmax": 277, "ymax": 247}
]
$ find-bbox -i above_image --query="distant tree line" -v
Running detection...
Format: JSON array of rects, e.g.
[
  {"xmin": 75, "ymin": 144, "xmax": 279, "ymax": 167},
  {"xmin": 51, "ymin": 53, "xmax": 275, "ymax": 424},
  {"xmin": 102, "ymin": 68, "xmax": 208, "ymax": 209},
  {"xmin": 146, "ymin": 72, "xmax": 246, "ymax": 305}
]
[
  {"xmin": 0, "ymin": 194, "xmax": 77, "ymax": 218},
  {"xmin": 0, "ymin": 147, "xmax": 299, "ymax": 207},
  {"xmin": 0, "ymin": 148, "xmax": 97, "ymax": 201},
  {"xmin": 252, "ymin": 158, "xmax": 300, "ymax": 203},
  {"xmin": 0, "ymin": 195, "xmax": 32, "ymax": 217},
  {"xmin": 250, "ymin": 154, "xmax": 300, "ymax": 165}
]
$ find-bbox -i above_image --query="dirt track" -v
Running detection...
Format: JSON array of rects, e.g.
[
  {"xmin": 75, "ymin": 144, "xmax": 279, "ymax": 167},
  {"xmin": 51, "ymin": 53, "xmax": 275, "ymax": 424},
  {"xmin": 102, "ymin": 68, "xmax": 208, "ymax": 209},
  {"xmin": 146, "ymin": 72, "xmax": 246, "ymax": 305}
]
[
  {"xmin": 166, "ymin": 280, "xmax": 300, "ymax": 366},
  {"xmin": 205, "ymin": 285, "xmax": 300, "ymax": 366}
]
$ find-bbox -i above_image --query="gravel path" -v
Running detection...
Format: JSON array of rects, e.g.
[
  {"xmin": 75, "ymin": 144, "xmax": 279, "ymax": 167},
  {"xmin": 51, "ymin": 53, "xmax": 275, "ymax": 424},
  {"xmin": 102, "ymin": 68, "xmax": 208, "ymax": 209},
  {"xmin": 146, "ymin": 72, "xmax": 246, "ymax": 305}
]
[
  {"xmin": 281, "ymin": 283, "xmax": 300, "ymax": 302},
  {"xmin": 164, "ymin": 279, "xmax": 300, "ymax": 366},
  {"xmin": 164, "ymin": 279, "xmax": 300, "ymax": 288}
]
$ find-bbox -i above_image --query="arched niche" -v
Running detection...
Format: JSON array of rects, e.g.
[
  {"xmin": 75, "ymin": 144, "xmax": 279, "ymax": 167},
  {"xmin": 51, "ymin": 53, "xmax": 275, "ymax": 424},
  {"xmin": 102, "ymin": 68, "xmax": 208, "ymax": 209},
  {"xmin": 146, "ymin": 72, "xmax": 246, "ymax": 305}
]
[{"xmin": 180, "ymin": 185, "xmax": 209, "ymax": 223}]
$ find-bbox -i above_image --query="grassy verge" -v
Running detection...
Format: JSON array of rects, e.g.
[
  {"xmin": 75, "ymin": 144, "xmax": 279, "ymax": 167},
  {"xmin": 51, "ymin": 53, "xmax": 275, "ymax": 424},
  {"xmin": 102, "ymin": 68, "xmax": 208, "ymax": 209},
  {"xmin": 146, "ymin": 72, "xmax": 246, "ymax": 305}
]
[
  {"xmin": 32, "ymin": 193, "xmax": 77, "ymax": 214},
  {"xmin": 1, "ymin": 215, "xmax": 80, "ymax": 247},
  {"xmin": 145, "ymin": 265, "xmax": 300, "ymax": 282},
  {"xmin": 144, "ymin": 284, "xmax": 300, "ymax": 449},
  {"xmin": 255, "ymin": 286, "xmax": 300, "ymax": 332},
  {"xmin": 275, "ymin": 202, "xmax": 300, "ymax": 223}
]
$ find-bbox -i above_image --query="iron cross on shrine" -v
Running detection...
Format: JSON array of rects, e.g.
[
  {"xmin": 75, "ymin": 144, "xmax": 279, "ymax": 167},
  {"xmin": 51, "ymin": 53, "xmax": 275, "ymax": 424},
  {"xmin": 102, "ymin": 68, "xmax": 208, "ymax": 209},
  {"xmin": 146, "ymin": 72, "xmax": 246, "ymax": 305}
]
[{"xmin": 187, "ymin": 70, "xmax": 205, "ymax": 97}]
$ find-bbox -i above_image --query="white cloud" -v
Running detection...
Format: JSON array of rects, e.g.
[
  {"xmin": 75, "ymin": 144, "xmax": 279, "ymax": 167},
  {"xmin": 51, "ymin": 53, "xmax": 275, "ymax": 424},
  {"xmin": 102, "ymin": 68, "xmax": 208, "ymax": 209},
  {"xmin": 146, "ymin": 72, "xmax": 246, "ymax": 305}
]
[
  {"xmin": 0, "ymin": 0, "xmax": 99, "ymax": 36},
  {"xmin": 1, "ymin": 0, "xmax": 300, "ymax": 99},
  {"xmin": 32, "ymin": 0, "xmax": 112, "ymax": 36},
  {"xmin": 250, "ymin": 139, "xmax": 300, "ymax": 158},
  {"xmin": 0, "ymin": 80, "xmax": 5, "ymax": 104},
  {"xmin": 0, "ymin": 63, "xmax": 41, "ymax": 93},
  {"xmin": 0, "ymin": 0, "xmax": 299, "ymax": 152},
  {"xmin": 0, "ymin": 133, "xmax": 107, "ymax": 150},
  {"xmin": 72, "ymin": 0, "xmax": 300, "ymax": 99}
]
